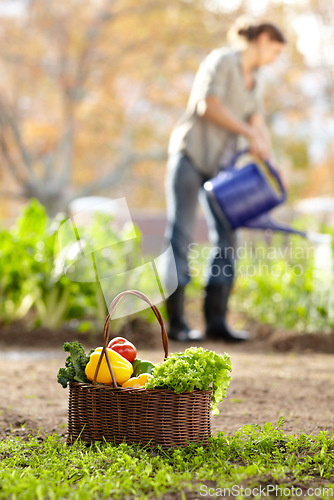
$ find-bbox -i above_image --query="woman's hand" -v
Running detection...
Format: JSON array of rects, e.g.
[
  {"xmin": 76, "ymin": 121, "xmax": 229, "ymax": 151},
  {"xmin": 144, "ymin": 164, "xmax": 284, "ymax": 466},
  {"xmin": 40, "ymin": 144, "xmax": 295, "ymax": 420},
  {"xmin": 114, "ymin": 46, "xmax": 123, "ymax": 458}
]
[
  {"xmin": 244, "ymin": 124, "xmax": 271, "ymax": 160},
  {"xmin": 246, "ymin": 113, "xmax": 274, "ymax": 161},
  {"xmin": 246, "ymin": 115, "xmax": 287, "ymax": 189}
]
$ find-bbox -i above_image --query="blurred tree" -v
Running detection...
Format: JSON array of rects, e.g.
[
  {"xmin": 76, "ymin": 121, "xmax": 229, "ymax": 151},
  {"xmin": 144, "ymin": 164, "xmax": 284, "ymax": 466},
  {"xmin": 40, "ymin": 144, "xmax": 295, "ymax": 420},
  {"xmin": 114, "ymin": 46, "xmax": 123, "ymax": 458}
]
[
  {"xmin": 0, "ymin": 0, "xmax": 237, "ymax": 215},
  {"xmin": 0, "ymin": 0, "xmax": 333, "ymax": 216}
]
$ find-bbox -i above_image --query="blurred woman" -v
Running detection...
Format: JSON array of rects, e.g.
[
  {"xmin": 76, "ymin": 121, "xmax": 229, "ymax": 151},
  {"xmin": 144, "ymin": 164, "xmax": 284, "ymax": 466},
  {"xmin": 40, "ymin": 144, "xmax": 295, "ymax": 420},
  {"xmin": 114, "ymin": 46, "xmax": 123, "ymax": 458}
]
[{"xmin": 165, "ymin": 20, "xmax": 287, "ymax": 341}]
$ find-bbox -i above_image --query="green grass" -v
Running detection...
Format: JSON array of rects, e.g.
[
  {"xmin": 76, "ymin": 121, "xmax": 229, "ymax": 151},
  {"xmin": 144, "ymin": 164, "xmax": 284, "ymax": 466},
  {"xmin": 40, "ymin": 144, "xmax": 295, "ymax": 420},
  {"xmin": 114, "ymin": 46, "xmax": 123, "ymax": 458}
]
[{"xmin": 1, "ymin": 419, "xmax": 333, "ymax": 499}]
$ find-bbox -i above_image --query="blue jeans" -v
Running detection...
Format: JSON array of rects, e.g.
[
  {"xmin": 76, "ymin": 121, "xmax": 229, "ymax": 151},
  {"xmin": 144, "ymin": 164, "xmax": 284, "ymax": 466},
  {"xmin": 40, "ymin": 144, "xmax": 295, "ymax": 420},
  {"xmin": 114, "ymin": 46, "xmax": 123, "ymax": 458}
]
[{"xmin": 164, "ymin": 153, "xmax": 236, "ymax": 287}]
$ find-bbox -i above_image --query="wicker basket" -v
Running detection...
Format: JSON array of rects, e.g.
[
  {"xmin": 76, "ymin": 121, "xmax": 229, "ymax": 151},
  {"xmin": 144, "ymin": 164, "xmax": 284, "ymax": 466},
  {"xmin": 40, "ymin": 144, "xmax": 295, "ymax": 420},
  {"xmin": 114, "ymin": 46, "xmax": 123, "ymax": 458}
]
[{"xmin": 67, "ymin": 290, "xmax": 213, "ymax": 448}]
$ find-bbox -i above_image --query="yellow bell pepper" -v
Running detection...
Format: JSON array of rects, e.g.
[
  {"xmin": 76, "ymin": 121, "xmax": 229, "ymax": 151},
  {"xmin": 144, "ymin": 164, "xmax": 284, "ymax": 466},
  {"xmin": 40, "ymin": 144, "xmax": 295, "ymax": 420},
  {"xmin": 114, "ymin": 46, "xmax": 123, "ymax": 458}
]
[
  {"xmin": 122, "ymin": 373, "xmax": 153, "ymax": 389},
  {"xmin": 85, "ymin": 347, "xmax": 133, "ymax": 385}
]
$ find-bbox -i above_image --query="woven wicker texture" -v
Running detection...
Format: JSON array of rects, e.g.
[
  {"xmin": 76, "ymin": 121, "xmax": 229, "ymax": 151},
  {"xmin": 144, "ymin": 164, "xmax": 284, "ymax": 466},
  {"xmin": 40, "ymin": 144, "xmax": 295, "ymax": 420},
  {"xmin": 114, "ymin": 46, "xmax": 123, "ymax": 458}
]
[{"xmin": 67, "ymin": 290, "xmax": 213, "ymax": 448}]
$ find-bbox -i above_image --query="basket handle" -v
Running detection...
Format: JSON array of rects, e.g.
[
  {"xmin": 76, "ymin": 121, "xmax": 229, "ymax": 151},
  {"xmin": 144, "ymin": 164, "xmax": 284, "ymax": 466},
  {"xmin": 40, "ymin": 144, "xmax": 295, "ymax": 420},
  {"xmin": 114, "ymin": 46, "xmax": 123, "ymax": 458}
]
[{"xmin": 92, "ymin": 289, "xmax": 169, "ymax": 387}]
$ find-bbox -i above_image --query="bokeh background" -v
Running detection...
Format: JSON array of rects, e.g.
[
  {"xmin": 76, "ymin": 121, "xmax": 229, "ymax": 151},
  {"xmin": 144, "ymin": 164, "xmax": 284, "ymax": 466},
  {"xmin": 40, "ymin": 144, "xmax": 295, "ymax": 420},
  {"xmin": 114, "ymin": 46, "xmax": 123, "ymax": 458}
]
[
  {"xmin": 0, "ymin": 0, "xmax": 333, "ymax": 338},
  {"xmin": 0, "ymin": 0, "xmax": 333, "ymax": 219}
]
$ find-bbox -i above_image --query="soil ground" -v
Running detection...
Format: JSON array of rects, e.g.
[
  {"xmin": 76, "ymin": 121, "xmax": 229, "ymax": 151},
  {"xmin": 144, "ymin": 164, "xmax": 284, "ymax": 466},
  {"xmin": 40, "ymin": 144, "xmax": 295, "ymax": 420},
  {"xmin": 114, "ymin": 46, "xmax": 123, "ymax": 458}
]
[
  {"xmin": 0, "ymin": 350, "xmax": 333, "ymax": 440},
  {"xmin": 1, "ymin": 308, "xmax": 333, "ymax": 441}
]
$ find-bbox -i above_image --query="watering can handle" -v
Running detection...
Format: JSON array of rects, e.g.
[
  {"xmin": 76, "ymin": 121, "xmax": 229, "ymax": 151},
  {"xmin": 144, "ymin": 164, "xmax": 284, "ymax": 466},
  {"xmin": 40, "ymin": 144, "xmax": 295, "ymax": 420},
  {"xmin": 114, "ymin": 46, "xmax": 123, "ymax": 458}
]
[
  {"xmin": 228, "ymin": 148, "xmax": 286, "ymax": 197},
  {"xmin": 228, "ymin": 148, "xmax": 250, "ymax": 168}
]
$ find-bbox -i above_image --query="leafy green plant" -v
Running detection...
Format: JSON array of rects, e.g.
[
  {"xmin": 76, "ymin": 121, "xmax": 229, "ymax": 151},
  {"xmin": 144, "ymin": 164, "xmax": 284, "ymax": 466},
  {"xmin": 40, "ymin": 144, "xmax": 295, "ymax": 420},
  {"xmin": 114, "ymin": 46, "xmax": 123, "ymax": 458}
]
[
  {"xmin": 57, "ymin": 342, "xmax": 92, "ymax": 388},
  {"xmin": 232, "ymin": 231, "xmax": 334, "ymax": 332},
  {"xmin": 146, "ymin": 347, "xmax": 232, "ymax": 414},
  {"xmin": 0, "ymin": 199, "xmax": 148, "ymax": 330},
  {"xmin": 186, "ymin": 229, "xmax": 334, "ymax": 333},
  {"xmin": 0, "ymin": 200, "xmax": 52, "ymax": 323},
  {"xmin": 0, "ymin": 200, "xmax": 95, "ymax": 328}
]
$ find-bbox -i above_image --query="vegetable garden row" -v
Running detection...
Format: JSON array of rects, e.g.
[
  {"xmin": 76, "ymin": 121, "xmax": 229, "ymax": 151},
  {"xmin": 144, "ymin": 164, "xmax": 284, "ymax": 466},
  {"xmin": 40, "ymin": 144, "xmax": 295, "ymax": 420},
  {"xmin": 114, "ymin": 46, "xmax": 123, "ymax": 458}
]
[{"xmin": 1, "ymin": 200, "xmax": 333, "ymax": 334}]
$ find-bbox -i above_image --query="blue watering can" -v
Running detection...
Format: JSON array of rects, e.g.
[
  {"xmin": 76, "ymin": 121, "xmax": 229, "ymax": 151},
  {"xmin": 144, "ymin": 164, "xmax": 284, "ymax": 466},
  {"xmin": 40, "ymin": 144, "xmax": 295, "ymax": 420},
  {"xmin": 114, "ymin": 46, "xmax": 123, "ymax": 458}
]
[{"xmin": 204, "ymin": 150, "xmax": 307, "ymax": 238}]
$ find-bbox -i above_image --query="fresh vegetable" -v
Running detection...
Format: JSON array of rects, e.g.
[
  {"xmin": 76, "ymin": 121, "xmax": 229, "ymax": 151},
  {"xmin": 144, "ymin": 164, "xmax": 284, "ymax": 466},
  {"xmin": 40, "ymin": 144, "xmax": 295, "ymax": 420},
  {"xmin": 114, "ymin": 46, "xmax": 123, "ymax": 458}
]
[
  {"xmin": 108, "ymin": 337, "xmax": 137, "ymax": 363},
  {"xmin": 145, "ymin": 347, "xmax": 232, "ymax": 415},
  {"xmin": 85, "ymin": 347, "xmax": 133, "ymax": 385},
  {"xmin": 122, "ymin": 373, "xmax": 153, "ymax": 388},
  {"xmin": 132, "ymin": 359, "xmax": 155, "ymax": 376},
  {"xmin": 57, "ymin": 342, "xmax": 92, "ymax": 388}
]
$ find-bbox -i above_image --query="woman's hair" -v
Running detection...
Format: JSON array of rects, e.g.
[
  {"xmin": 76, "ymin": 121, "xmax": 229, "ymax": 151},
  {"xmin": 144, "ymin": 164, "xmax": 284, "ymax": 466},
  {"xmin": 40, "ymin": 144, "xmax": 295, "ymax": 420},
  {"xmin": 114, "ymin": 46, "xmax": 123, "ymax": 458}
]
[{"xmin": 238, "ymin": 22, "xmax": 287, "ymax": 44}]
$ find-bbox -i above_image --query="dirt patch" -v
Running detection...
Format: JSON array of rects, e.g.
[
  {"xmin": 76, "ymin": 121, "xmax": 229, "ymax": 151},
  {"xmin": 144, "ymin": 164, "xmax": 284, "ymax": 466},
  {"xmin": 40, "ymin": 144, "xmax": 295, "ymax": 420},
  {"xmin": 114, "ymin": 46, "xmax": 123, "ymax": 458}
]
[
  {"xmin": 1, "ymin": 313, "xmax": 334, "ymax": 354},
  {"xmin": 267, "ymin": 328, "xmax": 334, "ymax": 353},
  {"xmin": 0, "ymin": 346, "xmax": 333, "ymax": 441},
  {"xmin": 1, "ymin": 309, "xmax": 334, "ymax": 441},
  {"xmin": 0, "ymin": 317, "xmax": 161, "ymax": 351}
]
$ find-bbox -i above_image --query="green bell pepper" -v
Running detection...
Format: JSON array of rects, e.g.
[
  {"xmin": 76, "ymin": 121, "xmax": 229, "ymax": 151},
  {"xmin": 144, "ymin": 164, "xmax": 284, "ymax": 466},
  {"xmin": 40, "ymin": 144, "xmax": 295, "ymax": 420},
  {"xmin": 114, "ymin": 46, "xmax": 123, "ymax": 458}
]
[{"xmin": 132, "ymin": 358, "xmax": 155, "ymax": 376}]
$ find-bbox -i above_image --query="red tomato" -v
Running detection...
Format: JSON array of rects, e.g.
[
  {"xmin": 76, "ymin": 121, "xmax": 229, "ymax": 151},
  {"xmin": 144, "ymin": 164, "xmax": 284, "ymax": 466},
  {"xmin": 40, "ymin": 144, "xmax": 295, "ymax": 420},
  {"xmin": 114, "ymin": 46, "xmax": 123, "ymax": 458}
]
[
  {"xmin": 108, "ymin": 337, "xmax": 128, "ymax": 348},
  {"xmin": 107, "ymin": 337, "xmax": 137, "ymax": 363}
]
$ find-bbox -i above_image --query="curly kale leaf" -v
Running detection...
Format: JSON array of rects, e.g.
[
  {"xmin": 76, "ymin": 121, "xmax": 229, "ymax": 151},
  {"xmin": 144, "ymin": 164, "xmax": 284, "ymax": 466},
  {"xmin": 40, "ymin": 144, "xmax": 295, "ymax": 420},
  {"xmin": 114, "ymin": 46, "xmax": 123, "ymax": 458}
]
[
  {"xmin": 145, "ymin": 347, "xmax": 232, "ymax": 415},
  {"xmin": 57, "ymin": 366, "xmax": 74, "ymax": 388},
  {"xmin": 57, "ymin": 341, "xmax": 91, "ymax": 388}
]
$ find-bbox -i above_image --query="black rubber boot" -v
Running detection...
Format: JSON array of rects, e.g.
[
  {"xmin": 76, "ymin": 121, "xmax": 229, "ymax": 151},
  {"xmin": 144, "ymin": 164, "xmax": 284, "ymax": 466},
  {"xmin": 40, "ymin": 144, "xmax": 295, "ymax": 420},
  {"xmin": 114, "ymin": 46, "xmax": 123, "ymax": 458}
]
[
  {"xmin": 204, "ymin": 283, "xmax": 249, "ymax": 342},
  {"xmin": 166, "ymin": 286, "xmax": 204, "ymax": 342}
]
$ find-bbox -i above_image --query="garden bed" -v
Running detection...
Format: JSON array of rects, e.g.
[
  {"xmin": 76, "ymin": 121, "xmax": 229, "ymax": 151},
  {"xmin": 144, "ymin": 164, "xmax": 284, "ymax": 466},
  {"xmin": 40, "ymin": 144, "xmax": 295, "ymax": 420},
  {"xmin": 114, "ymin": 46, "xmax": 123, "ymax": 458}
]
[
  {"xmin": 1, "ymin": 340, "xmax": 333, "ymax": 441},
  {"xmin": 1, "ymin": 313, "xmax": 334, "ymax": 499},
  {"xmin": 1, "ymin": 310, "xmax": 334, "ymax": 354}
]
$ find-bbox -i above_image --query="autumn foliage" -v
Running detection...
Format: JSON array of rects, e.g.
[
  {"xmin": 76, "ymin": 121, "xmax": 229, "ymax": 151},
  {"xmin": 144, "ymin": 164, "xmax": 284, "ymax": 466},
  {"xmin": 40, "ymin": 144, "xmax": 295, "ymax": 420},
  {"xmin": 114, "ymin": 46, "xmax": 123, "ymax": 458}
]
[{"xmin": 0, "ymin": 0, "xmax": 333, "ymax": 218}]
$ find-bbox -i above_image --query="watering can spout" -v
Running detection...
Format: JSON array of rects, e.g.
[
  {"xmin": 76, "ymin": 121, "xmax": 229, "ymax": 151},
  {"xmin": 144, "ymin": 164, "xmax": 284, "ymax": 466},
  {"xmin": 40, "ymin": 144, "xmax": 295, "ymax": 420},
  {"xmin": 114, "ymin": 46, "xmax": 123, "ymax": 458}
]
[{"xmin": 242, "ymin": 213, "xmax": 307, "ymax": 238}]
